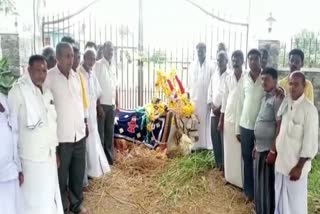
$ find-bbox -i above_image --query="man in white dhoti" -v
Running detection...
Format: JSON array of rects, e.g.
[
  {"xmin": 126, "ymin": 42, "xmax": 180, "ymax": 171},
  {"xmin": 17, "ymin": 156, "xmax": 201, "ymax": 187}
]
[
  {"xmin": 274, "ymin": 71, "xmax": 318, "ymax": 214},
  {"xmin": 8, "ymin": 55, "xmax": 63, "ymax": 214},
  {"xmin": 208, "ymin": 51, "xmax": 230, "ymax": 171},
  {"xmin": 219, "ymin": 50, "xmax": 245, "ymax": 188},
  {"xmin": 0, "ymin": 92, "xmax": 23, "ymax": 214},
  {"xmin": 78, "ymin": 48, "xmax": 110, "ymax": 179},
  {"xmin": 188, "ymin": 43, "xmax": 214, "ymax": 151}
]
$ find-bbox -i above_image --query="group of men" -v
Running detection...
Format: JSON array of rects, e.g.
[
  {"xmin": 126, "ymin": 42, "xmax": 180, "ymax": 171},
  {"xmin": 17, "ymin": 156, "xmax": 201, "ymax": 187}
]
[
  {"xmin": 188, "ymin": 43, "xmax": 318, "ymax": 214},
  {"xmin": 0, "ymin": 37, "xmax": 118, "ymax": 214}
]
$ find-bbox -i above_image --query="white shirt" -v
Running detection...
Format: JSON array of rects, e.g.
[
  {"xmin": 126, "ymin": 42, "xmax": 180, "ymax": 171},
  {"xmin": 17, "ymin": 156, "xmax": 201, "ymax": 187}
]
[
  {"xmin": 8, "ymin": 82, "xmax": 58, "ymax": 162},
  {"xmin": 221, "ymin": 71, "xmax": 245, "ymax": 124},
  {"xmin": 236, "ymin": 71, "xmax": 264, "ymax": 133},
  {"xmin": 275, "ymin": 94, "xmax": 318, "ymax": 178},
  {"xmin": 0, "ymin": 93, "xmax": 20, "ymax": 182},
  {"xmin": 188, "ymin": 59, "xmax": 214, "ymax": 103},
  {"xmin": 94, "ymin": 57, "xmax": 118, "ymax": 105},
  {"xmin": 207, "ymin": 68, "xmax": 230, "ymax": 107},
  {"xmin": 45, "ymin": 66, "xmax": 86, "ymax": 143}
]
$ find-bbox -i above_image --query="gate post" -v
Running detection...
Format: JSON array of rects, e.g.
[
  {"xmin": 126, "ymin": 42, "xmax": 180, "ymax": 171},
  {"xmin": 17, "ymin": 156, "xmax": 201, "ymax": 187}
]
[{"xmin": 138, "ymin": 0, "xmax": 144, "ymax": 106}]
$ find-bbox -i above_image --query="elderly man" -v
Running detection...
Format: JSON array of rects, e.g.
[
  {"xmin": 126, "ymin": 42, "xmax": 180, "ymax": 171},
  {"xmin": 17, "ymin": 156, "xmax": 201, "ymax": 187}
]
[
  {"xmin": 78, "ymin": 48, "xmax": 110, "ymax": 179},
  {"xmin": 95, "ymin": 41, "xmax": 119, "ymax": 165},
  {"xmin": 274, "ymin": 71, "xmax": 318, "ymax": 214},
  {"xmin": 208, "ymin": 50, "xmax": 230, "ymax": 171},
  {"xmin": 46, "ymin": 42, "xmax": 88, "ymax": 214},
  {"xmin": 0, "ymin": 77, "xmax": 22, "ymax": 214},
  {"xmin": 188, "ymin": 43, "xmax": 214, "ymax": 151},
  {"xmin": 8, "ymin": 55, "xmax": 63, "ymax": 214},
  {"xmin": 236, "ymin": 49, "xmax": 264, "ymax": 201},
  {"xmin": 219, "ymin": 50, "xmax": 245, "ymax": 188},
  {"xmin": 42, "ymin": 46, "xmax": 57, "ymax": 70}
]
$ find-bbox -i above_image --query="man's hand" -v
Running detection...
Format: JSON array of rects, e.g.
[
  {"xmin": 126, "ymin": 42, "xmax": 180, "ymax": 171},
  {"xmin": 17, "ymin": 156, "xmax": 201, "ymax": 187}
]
[
  {"xmin": 236, "ymin": 134, "xmax": 241, "ymax": 143},
  {"xmin": 97, "ymin": 105, "xmax": 105, "ymax": 118},
  {"xmin": 275, "ymin": 87, "xmax": 285, "ymax": 99},
  {"xmin": 252, "ymin": 147, "xmax": 256, "ymax": 159},
  {"xmin": 289, "ymin": 165, "xmax": 303, "ymax": 181},
  {"xmin": 18, "ymin": 172, "xmax": 24, "ymax": 186},
  {"xmin": 0, "ymin": 102, "xmax": 4, "ymax": 112},
  {"xmin": 56, "ymin": 154, "xmax": 61, "ymax": 168},
  {"xmin": 85, "ymin": 123, "xmax": 89, "ymax": 138},
  {"xmin": 217, "ymin": 120, "xmax": 223, "ymax": 132},
  {"xmin": 265, "ymin": 151, "xmax": 277, "ymax": 165}
]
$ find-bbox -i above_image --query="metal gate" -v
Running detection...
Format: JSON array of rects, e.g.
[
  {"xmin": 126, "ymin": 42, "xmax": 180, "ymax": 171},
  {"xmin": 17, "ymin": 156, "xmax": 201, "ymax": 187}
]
[{"xmin": 41, "ymin": 0, "xmax": 249, "ymax": 109}]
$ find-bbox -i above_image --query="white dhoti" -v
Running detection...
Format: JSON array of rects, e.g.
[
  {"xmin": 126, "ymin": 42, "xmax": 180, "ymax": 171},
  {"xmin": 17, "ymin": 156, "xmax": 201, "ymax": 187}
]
[
  {"xmin": 0, "ymin": 179, "xmax": 23, "ymax": 214},
  {"xmin": 21, "ymin": 154, "xmax": 63, "ymax": 214},
  {"xmin": 274, "ymin": 172, "xmax": 308, "ymax": 214},
  {"xmin": 224, "ymin": 121, "xmax": 243, "ymax": 188},
  {"xmin": 192, "ymin": 102, "xmax": 212, "ymax": 150},
  {"xmin": 86, "ymin": 101, "xmax": 110, "ymax": 178}
]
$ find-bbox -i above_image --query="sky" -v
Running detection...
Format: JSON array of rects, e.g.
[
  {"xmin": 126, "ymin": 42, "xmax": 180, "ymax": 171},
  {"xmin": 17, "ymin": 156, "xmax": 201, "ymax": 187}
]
[{"xmin": 12, "ymin": 0, "xmax": 320, "ymax": 52}]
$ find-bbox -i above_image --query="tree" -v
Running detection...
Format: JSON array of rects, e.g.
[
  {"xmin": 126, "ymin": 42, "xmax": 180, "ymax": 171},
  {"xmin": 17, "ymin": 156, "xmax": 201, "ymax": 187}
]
[{"xmin": 0, "ymin": 0, "xmax": 17, "ymax": 15}]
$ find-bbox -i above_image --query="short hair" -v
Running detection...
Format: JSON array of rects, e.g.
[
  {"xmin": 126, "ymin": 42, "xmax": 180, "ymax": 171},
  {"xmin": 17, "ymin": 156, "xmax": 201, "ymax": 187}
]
[
  {"xmin": 56, "ymin": 42, "xmax": 73, "ymax": 58},
  {"xmin": 217, "ymin": 50, "xmax": 228, "ymax": 61},
  {"xmin": 196, "ymin": 42, "xmax": 206, "ymax": 50},
  {"xmin": 289, "ymin": 49, "xmax": 304, "ymax": 62},
  {"xmin": 28, "ymin": 54, "xmax": 46, "ymax": 67},
  {"xmin": 290, "ymin": 71, "xmax": 306, "ymax": 85},
  {"xmin": 84, "ymin": 48, "xmax": 96, "ymax": 57},
  {"xmin": 61, "ymin": 36, "xmax": 75, "ymax": 44},
  {"xmin": 103, "ymin": 41, "xmax": 113, "ymax": 49},
  {"xmin": 73, "ymin": 46, "xmax": 80, "ymax": 54},
  {"xmin": 259, "ymin": 48, "xmax": 269, "ymax": 57},
  {"xmin": 85, "ymin": 41, "xmax": 97, "ymax": 50},
  {"xmin": 217, "ymin": 42, "xmax": 227, "ymax": 51},
  {"xmin": 41, "ymin": 46, "xmax": 55, "ymax": 58},
  {"xmin": 231, "ymin": 50, "xmax": 244, "ymax": 62},
  {"xmin": 247, "ymin": 48, "xmax": 261, "ymax": 58},
  {"xmin": 261, "ymin": 67, "xmax": 278, "ymax": 80}
]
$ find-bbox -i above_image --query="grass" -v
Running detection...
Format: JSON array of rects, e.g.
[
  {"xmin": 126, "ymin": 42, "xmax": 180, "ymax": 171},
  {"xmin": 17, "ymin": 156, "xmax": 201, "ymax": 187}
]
[
  {"xmin": 309, "ymin": 156, "xmax": 320, "ymax": 213},
  {"xmin": 158, "ymin": 151, "xmax": 214, "ymax": 203}
]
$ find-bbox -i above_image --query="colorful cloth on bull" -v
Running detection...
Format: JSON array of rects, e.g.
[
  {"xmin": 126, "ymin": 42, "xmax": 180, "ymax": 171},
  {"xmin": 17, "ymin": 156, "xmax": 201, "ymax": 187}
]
[{"xmin": 114, "ymin": 109, "xmax": 167, "ymax": 149}]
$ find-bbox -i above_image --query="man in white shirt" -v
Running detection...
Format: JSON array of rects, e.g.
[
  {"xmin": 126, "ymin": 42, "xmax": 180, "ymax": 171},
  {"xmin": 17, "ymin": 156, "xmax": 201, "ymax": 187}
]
[
  {"xmin": 95, "ymin": 41, "xmax": 118, "ymax": 165},
  {"xmin": 46, "ymin": 43, "xmax": 88, "ymax": 214},
  {"xmin": 8, "ymin": 55, "xmax": 63, "ymax": 214},
  {"xmin": 0, "ymin": 92, "xmax": 23, "ymax": 214},
  {"xmin": 236, "ymin": 49, "xmax": 264, "ymax": 201},
  {"xmin": 188, "ymin": 43, "xmax": 214, "ymax": 151},
  {"xmin": 78, "ymin": 48, "xmax": 110, "ymax": 180},
  {"xmin": 219, "ymin": 50, "xmax": 245, "ymax": 188},
  {"xmin": 208, "ymin": 50, "xmax": 229, "ymax": 171},
  {"xmin": 274, "ymin": 71, "xmax": 318, "ymax": 214}
]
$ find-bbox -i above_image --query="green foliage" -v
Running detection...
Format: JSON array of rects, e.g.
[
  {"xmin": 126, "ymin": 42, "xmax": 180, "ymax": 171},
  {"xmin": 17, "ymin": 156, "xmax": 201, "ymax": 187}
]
[
  {"xmin": 0, "ymin": 0, "xmax": 17, "ymax": 15},
  {"xmin": 158, "ymin": 151, "xmax": 214, "ymax": 202},
  {"xmin": 0, "ymin": 57, "xmax": 18, "ymax": 95},
  {"xmin": 150, "ymin": 50, "xmax": 167, "ymax": 64},
  {"xmin": 308, "ymin": 156, "xmax": 320, "ymax": 213}
]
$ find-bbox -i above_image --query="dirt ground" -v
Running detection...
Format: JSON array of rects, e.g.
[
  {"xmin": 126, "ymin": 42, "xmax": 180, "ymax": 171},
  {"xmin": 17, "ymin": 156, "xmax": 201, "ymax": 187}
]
[{"xmin": 84, "ymin": 152, "xmax": 253, "ymax": 214}]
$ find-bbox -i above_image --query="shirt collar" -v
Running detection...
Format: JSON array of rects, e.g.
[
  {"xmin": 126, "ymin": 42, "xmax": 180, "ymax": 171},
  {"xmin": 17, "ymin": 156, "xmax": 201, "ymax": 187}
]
[
  {"xmin": 56, "ymin": 65, "xmax": 75, "ymax": 77},
  {"xmin": 265, "ymin": 88, "xmax": 276, "ymax": 98},
  {"xmin": 101, "ymin": 57, "xmax": 111, "ymax": 66},
  {"xmin": 292, "ymin": 93, "xmax": 305, "ymax": 106}
]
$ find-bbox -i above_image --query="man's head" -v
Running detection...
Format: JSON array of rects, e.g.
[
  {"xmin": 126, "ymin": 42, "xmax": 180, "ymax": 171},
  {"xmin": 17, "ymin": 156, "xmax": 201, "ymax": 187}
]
[
  {"xmin": 83, "ymin": 48, "xmax": 96, "ymax": 70},
  {"xmin": 289, "ymin": 71, "xmax": 306, "ymax": 100},
  {"xmin": 259, "ymin": 48, "xmax": 269, "ymax": 69},
  {"xmin": 85, "ymin": 41, "xmax": 97, "ymax": 51},
  {"xmin": 247, "ymin": 49, "xmax": 261, "ymax": 72},
  {"xmin": 72, "ymin": 46, "xmax": 81, "ymax": 71},
  {"xmin": 61, "ymin": 36, "xmax": 75, "ymax": 45},
  {"xmin": 231, "ymin": 50, "xmax": 244, "ymax": 69},
  {"xmin": 28, "ymin": 55, "xmax": 48, "ymax": 88},
  {"xmin": 103, "ymin": 41, "xmax": 114, "ymax": 62},
  {"xmin": 289, "ymin": 49, "xmax": 304, "ymax": 73},
  {"xmin": 56, "ymin": 42, "xmax": 74, "ymax": 72},
  {"xmin": 217, "ymin": 51, "xmax": 228, "ymax": 71},
  {"xmin": 41, "ymin": 46, "xmax": 56, "ymax": 70},
  {"xmin": 217, "ymin": 42, "xmax": 227, "ymax": 53},
  {"xmin": 261, "ymin": 67, "xmax": 278, "ymax": 92},
  {"xmin": 196, "ymin": 42, "xmax": 206, "ymax": 63}
]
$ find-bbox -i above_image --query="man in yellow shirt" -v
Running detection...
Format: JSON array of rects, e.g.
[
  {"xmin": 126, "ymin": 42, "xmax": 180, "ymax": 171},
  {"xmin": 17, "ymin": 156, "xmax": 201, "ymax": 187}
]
[{"xmin": 278, "ymin": 49, "xmax": 314, "ymax": 103}]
